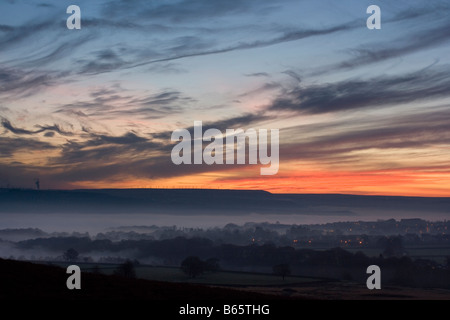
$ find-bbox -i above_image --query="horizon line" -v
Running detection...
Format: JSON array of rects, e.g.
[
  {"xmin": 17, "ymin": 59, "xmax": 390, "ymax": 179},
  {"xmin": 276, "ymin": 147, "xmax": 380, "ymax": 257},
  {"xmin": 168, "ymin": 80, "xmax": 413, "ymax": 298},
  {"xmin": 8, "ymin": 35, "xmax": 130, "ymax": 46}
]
[{"xmin": 1, "ymin": 187, "xmax": 449, "ymax": 199}]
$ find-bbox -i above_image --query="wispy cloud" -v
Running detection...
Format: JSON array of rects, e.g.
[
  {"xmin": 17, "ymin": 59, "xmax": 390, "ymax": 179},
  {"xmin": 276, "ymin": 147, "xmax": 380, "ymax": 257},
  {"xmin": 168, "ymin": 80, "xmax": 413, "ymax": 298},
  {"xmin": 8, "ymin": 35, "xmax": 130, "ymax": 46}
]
[
  {"xmin": 1, "ymin": 118, "xmax": 73, "ymax": 136},
  {"xmin": 56, "ymin": 87, "xmax": 194, "ymax": 120},
  {"xmin": 268, "ymin": 67, "xmax": 450, "ymax": 114},
  {"xmin": 102, "ymin": 0, "xmax": 279, "ymax": 23},
  {"xmin": 0, "ymin": 136, "xmax": 56, "ymax": 158},
  {"xmin": 278, "ymin": 105, "xmax": 450, "ymax": 168},
  {"xmin": 123, "ymin": 21, "xmax": 358, "ymax": 71},
  {"xmin": 0, "ymin": 67, "xmax": 64, "ymax": 100},
  {"xmin": 311, "ymin": 6, "xmax": 450, "ymax": 76}
]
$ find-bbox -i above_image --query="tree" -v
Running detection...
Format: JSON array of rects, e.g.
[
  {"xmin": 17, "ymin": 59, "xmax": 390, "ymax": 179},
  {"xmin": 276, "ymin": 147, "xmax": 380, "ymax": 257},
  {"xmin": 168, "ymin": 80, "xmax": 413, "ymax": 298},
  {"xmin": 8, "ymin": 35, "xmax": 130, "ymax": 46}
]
[
  {"xmin": 181, "ymin": 256, "xmax": 205, "ymax": 278},
  {"xmin": 63, "ymin": 248, "xmax": 79, "ymax": 262},
  {"xmin": 114, "ymin": 260, "xmax": 136, "ymax": 278},
  {"xmin": 273, "ymin": 263, "xmax": 291, "ymax": 280}
]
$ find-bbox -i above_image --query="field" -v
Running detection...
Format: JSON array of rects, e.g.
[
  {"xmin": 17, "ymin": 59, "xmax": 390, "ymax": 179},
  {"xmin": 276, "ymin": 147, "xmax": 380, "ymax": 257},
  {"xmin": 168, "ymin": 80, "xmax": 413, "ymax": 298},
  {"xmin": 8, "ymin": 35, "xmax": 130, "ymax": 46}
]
[
  {"xmin": 50, "ymin": 262, "xmax": 319, "ymax": 286},
  {"xmin": 38, "ymin": 261, "xmax": 450, "ymax": 299},
  {"xmin": 137, "ymin": 267, "xmax": 318, "ymax": 286}
]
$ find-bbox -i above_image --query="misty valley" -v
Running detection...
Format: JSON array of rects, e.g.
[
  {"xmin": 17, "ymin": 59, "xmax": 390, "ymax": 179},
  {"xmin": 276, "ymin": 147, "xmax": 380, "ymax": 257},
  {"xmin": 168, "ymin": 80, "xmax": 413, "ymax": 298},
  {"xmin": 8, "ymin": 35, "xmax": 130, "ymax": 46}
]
[
  {"xmin": 2, "ymin": 218, "xmax": 450, "ymax": 295},
  {"xmin": 1, "ymin": 189, "xmax": 450, "ymax": 299}
]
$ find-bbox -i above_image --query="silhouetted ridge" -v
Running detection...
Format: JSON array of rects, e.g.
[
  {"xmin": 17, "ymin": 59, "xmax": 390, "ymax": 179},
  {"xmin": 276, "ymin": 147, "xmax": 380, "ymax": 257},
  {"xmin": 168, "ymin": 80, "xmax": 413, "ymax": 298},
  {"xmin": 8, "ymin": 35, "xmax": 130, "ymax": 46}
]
[{"xmin": 0, "ymin": 188, "xmax": 449, "ymax": 216}]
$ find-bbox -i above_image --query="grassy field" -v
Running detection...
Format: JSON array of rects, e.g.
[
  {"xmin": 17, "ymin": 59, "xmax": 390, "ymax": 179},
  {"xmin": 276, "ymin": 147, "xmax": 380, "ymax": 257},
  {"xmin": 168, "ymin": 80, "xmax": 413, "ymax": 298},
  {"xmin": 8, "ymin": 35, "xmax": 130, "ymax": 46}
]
[
  {"xmin": 135, "ymin": 266, "xmax": 318, "ymax": 286},
  {"xmin": 49, "ymin": 262, "xmax": 319, "ymax": 286},
  {"xmin": 7, "ymin": 259, "xmax": 450, "ymax": 300}
]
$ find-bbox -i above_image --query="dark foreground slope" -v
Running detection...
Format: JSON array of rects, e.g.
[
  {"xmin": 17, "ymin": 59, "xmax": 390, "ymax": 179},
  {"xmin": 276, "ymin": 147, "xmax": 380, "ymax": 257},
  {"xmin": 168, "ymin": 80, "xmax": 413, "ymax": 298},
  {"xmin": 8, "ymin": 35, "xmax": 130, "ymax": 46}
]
[{"xmin": 0, "ymin": 258, "xmax": 280, "ymax": 300}]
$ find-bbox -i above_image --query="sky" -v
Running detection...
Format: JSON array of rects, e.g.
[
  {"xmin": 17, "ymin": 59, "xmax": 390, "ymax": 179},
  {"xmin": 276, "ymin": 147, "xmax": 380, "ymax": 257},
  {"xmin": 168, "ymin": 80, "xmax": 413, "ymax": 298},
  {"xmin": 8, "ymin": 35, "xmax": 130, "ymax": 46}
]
[{"xmin": 0, "ymin": 0, "xmax": 450, "ymax": 196}]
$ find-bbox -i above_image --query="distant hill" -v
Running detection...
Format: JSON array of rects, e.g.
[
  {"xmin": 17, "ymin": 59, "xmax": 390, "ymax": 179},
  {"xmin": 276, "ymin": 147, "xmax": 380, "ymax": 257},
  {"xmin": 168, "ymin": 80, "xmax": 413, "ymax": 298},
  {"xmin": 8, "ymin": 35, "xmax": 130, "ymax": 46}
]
[
  {"xmin": 0, "ymin": 188, "xmax": 449, "ymax": 216},
  {"xmin": 0, "ymin": 258, "xmax": 280, "ymax": 300}
]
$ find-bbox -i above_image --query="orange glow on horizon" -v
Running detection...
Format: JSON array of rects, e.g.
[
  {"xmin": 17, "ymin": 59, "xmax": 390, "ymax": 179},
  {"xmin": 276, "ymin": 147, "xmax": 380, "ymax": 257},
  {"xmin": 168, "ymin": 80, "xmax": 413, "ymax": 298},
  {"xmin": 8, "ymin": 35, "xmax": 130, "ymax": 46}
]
[
  {"xmin": 211, "ymin": 169, "xmax": 450, "ymax": 197},
  {"xmin": 63, "ymin": 168, "xmax": 450, "ymax": 197}
]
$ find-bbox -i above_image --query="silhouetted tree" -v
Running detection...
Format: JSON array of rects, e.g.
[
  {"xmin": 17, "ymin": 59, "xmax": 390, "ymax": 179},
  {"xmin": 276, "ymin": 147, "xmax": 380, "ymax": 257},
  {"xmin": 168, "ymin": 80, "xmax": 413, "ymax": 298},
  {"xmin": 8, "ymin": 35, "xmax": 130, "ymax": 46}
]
[
  {"xmin": 114, "ymin": 260, "xmax": 136, "ymax": 278},
  {"xmin": 63, "ymin": 248, "xmax": 79, "ymax": 262},
  {"xmin": 273, "ymin": 263, "xmax": 291, "ymax": 280},
  {"xmin": 181, "ymin": 256, "xmax": 205, "ymax": 278}
]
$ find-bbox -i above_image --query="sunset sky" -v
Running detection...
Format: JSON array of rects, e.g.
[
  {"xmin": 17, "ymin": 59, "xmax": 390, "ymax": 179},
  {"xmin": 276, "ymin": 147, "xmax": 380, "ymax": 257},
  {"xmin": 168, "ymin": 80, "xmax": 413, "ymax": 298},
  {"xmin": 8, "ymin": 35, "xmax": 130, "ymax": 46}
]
[{"xmin": 1, "ymin": 0, "xmax": 450, "ymax": 196}]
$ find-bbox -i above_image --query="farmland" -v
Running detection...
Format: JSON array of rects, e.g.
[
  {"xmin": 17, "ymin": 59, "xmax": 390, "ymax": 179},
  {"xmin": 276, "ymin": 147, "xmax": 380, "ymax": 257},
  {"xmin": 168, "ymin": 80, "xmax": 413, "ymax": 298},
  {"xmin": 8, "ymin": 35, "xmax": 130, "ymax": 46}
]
[{"xmin": 50, "ymin": 262, "xmax": 319, "ymax": 286}]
